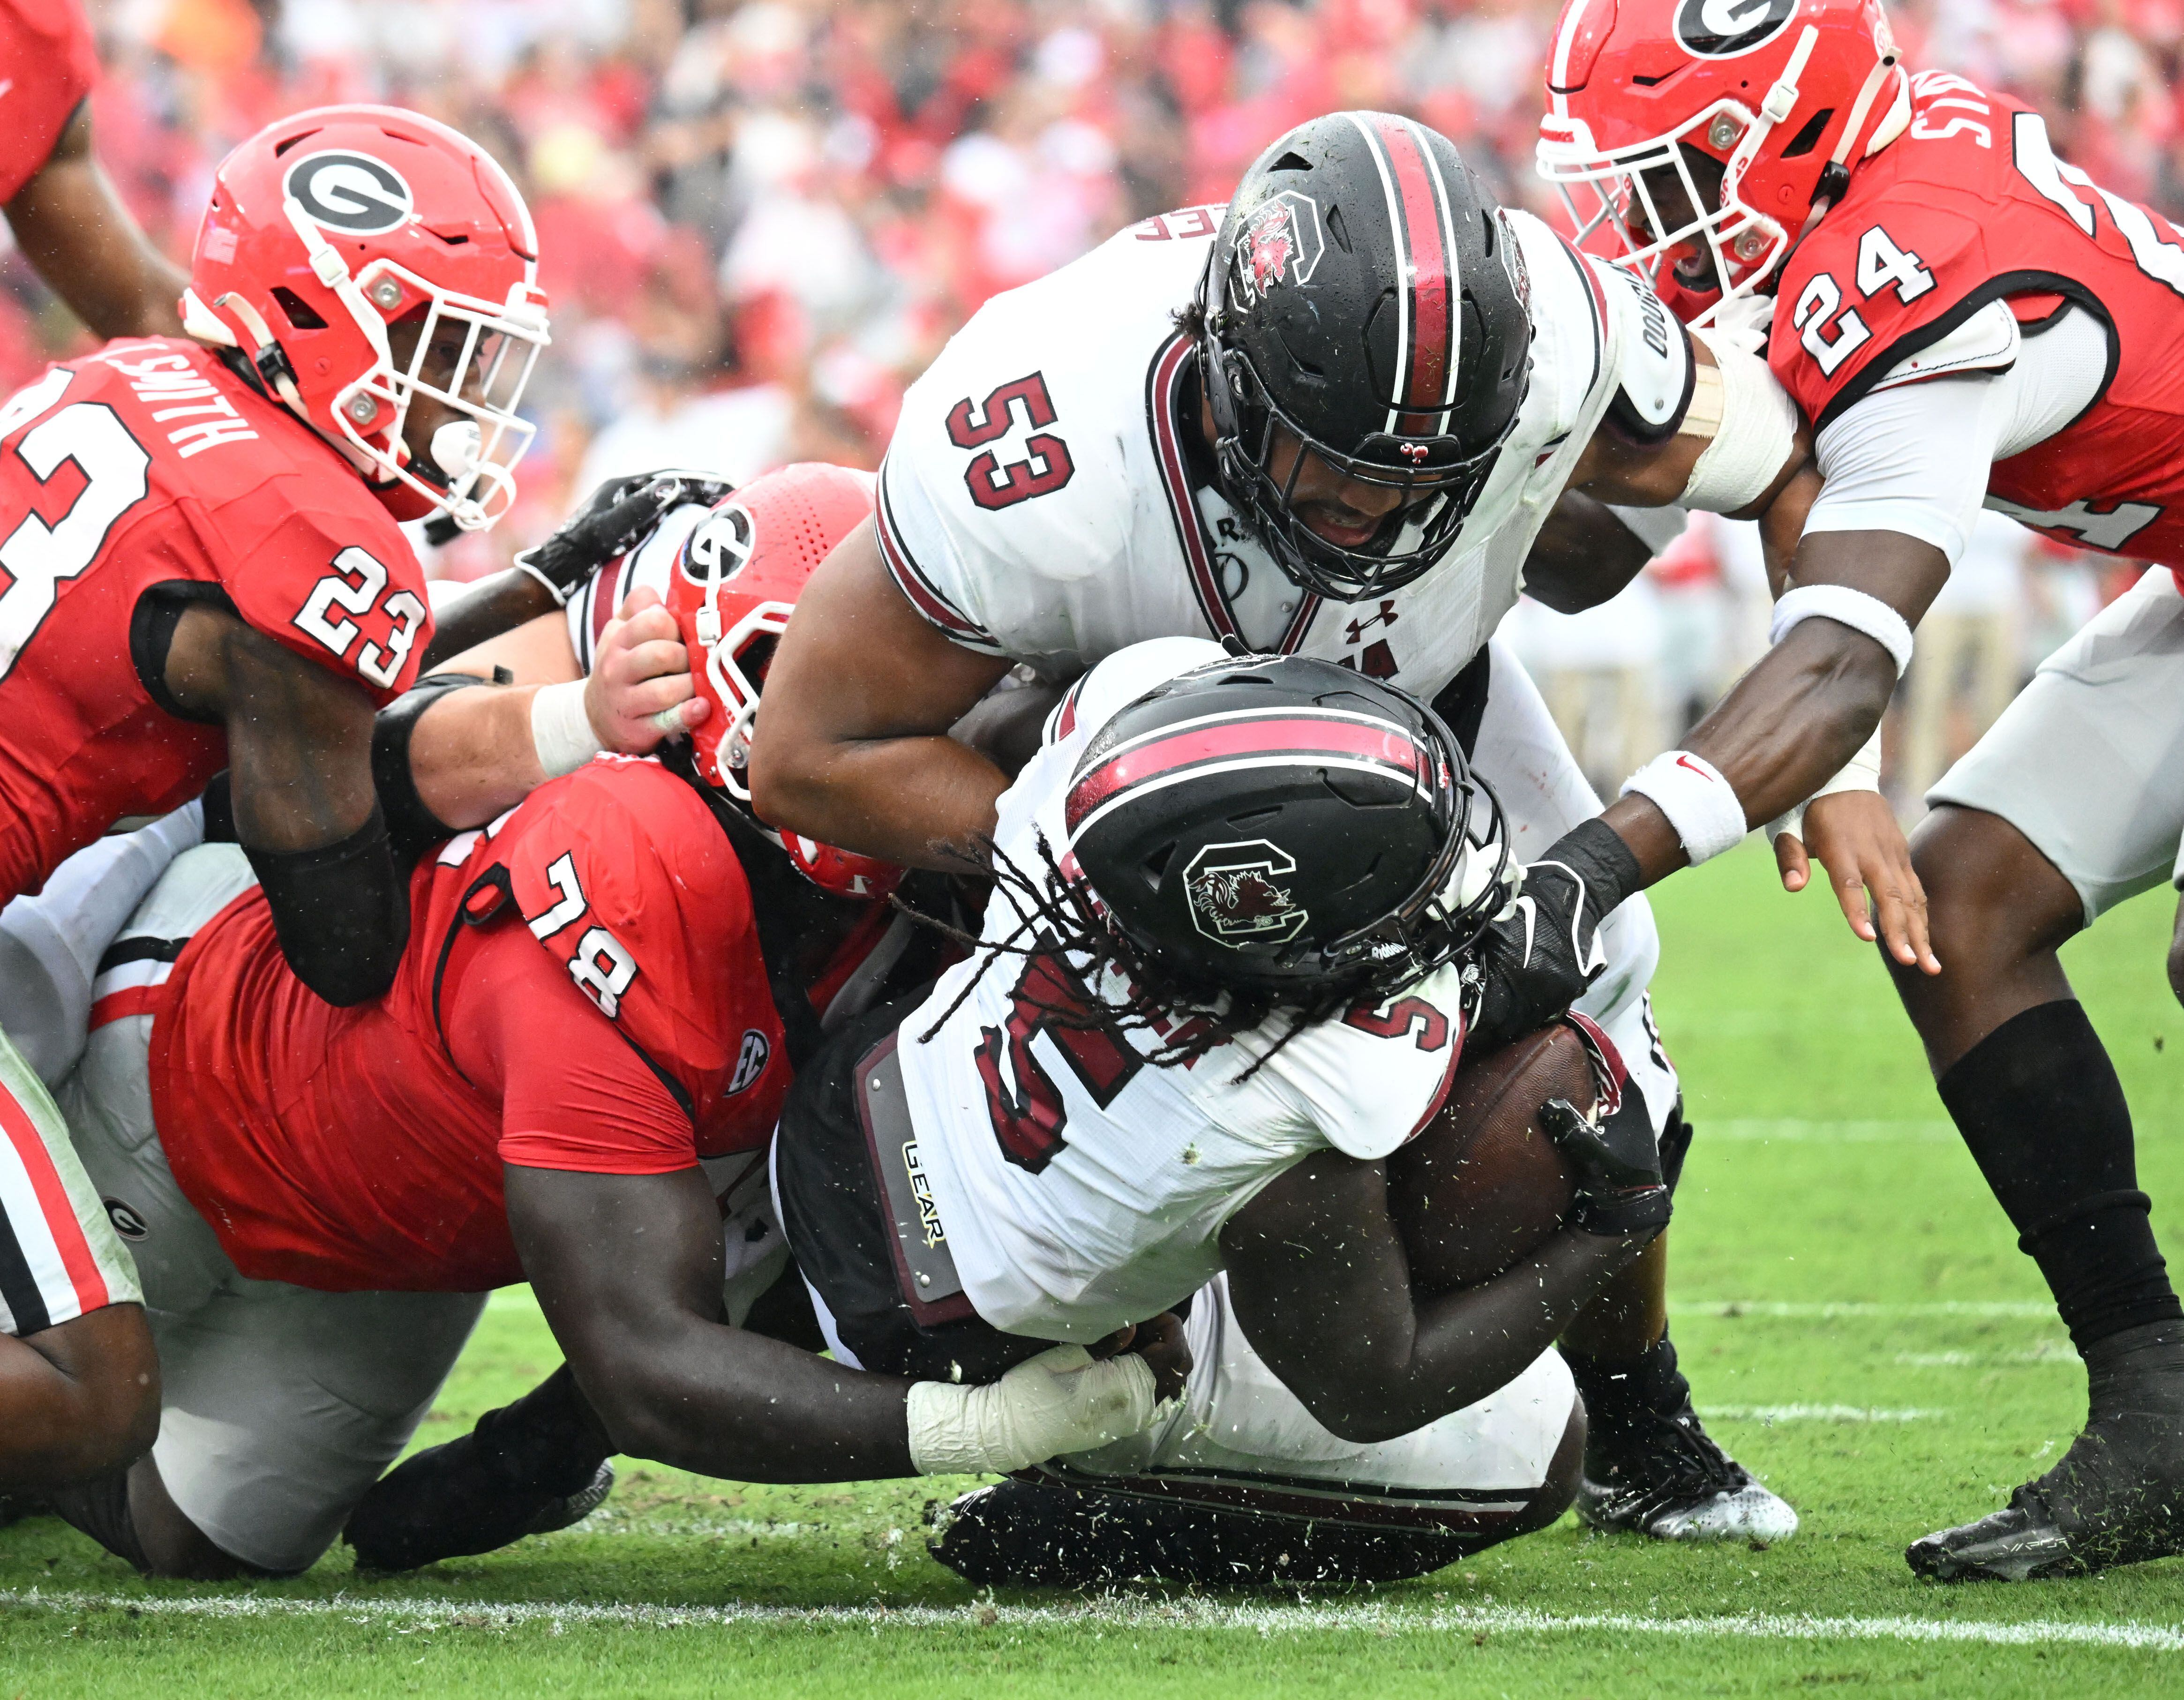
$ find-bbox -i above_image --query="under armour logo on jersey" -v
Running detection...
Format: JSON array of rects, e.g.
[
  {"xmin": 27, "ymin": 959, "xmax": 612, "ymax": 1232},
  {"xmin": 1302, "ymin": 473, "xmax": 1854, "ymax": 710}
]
[
  {"xmin": 284, "ymin": 150, "xmax": 415, "ymax": 235},
  {"xmin": 1673, "ymin": 0, "xmax": 1795, "ymax": 58},
  {"xmin": 1345, "ymin": 600, "xmax": 1400, "ymax": 643}
]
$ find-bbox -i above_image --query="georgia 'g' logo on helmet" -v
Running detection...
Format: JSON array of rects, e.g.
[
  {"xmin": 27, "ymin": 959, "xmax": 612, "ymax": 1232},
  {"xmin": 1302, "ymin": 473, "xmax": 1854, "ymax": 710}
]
[
  {"xmin": 1673, "ymin": 0, "xmax": 1797, "ymax": 56},
  {"xmin": 283, "ymin": 150, "xmax": 416, "ymax": 234},
  {"xmin": 678, "ymin": 505, "xmax": 755, "ymax": 586},
  {"xmin": 1185, "ymin": 841, "xmax": 1309, "ymax": 947}
]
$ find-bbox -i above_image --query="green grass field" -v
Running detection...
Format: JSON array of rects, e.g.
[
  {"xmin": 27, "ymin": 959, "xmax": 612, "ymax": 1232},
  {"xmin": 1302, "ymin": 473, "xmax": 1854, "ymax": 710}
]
[{"xmin": 8, "ymin": 843, "xmax": 2184, "ymax": 1694}]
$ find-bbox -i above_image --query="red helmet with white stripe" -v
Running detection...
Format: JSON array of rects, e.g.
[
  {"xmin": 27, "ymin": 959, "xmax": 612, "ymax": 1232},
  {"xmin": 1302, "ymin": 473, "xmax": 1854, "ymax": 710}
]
[
  {"xmin": 664, "ymin": 463, "xmax": 905, "ymax": 902},
  {"xmin": 1198, "ymin": 112, "xmax": 1533, "ymax": 603},
  {"xmin": 183, "ymin": 104, "xmax": 551, "ymax": 530},
  {"xmin": 1536, "ymin": 0, "xmax": 1909, "ymax": 324}
]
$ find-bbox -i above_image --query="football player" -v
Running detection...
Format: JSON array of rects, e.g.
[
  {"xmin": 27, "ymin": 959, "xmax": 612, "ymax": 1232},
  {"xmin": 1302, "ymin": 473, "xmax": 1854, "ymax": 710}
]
[
  {"xmin": 0, "ymin": 103, "xmax": 558, "ymax": 1495},
  {"xmin": 36, "ymin": 464, "xmax": 1173, "ymax": 1580},
  {"xmin": 772, "ymin": 639, "xmax": 1670, "ymax": 1586},
  {"xmin": 1541, "ymin": 0, "xmax": 2184, "ymax": 1576},
  {"xmin": 746, "ymin": 111, "xmax": 1815, "ymax": 1542},
  {"xmin": 0, "ymin": 0, "xmax": 188, "ymax": 339}
]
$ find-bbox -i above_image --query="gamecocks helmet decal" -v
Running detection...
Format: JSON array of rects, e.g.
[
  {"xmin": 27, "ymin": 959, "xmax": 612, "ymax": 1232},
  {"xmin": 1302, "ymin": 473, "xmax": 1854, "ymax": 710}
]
[
  {"xmin": 1536, "ymin": 0, "xmax": 1909, "ymax": 324},
  {"xmin": 1063, "ymin": 653, "xmax": 1509, "ymax": 997},
  {"xmin": 183, "ymin": 104, "xmax": 551, "ymax": 531},
  {"xmin": 657, "ymin": 462, "xmax": 906, "ymax": 903},
  {"xmin": 1198, "ymin": 112, "xmax": 1533, "ymax": 604}
]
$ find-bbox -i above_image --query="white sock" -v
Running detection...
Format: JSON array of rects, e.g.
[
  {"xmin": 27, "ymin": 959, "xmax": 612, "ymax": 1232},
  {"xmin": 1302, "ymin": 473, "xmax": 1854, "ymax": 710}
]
[{"xmin": 0, "ymin": 799, "xmax": 206, "ymax": 1085}]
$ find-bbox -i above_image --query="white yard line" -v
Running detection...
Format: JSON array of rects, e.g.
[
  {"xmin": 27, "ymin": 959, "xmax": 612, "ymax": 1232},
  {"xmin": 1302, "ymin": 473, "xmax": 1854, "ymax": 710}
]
[
  {"xmin": 2, "ymin": 1587, "xmax": 2179, "ymax": 1652},
  {"xmin": 1709, "ymin": 1121, "xmax": 1958, "ymax": 1142},
  {"xmin": 1677, "ymin": 1300, "xmax": 2058, "ymax": 1318},
  {"xmin": 1700, "ymin": 1404, "xmax": 1949, "ymax": 1423}
]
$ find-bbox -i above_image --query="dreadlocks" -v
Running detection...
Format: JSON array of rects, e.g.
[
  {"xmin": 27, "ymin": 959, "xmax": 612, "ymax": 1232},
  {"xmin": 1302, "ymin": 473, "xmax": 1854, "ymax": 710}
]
[{"xmin": 896, "ymin": 830, "xmax": 1389, "ymax": 1082}]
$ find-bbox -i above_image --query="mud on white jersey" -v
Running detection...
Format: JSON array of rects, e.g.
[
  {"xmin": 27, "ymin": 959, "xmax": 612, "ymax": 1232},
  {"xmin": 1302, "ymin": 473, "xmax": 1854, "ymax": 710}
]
[
  {"xmin": 876, "ymin": 204, "xmax": 1661, "ymax": 704},
  {"xmin": 895, "ymin": 638, "xmax": 1470, "ymax": 1344}
]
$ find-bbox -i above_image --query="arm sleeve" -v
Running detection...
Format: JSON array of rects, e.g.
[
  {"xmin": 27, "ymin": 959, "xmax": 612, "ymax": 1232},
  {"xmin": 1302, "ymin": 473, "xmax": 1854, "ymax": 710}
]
[
  {"xmin": 445, "ymin": 921, "xmax": 699, "ymax": 1176},
  {"xmin": 1804, "ymin": 374, "xmax": 2011, "ymax": 564}
]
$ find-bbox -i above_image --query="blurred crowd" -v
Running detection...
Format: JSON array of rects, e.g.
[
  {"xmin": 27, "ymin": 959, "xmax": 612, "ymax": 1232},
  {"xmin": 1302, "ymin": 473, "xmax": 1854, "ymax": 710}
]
[{"xmin": 22, "ymin": 0, "xmax": 2181, "ymax": 801}]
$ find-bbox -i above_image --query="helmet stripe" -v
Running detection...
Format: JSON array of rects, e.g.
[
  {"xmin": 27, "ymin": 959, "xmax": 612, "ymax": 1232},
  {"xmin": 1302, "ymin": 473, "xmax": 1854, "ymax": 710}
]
[
  {"xmin": 1066, "ymin": 713, "xmax": 1424, "ymax": 832},
  {"xmin": 1373, "ymin": 115, "xmax": 1457, "ymax": 436},
  {"xmin": 1344, "ymin": 114, "xmax": 1410, "ymax": 437}
]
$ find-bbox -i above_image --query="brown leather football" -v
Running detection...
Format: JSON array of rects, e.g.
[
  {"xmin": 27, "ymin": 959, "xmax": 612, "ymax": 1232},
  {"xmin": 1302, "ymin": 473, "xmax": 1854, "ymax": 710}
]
[{"xmin": 1387, "ymin": 1022, "xmax": 1590, "ymax": 1296}]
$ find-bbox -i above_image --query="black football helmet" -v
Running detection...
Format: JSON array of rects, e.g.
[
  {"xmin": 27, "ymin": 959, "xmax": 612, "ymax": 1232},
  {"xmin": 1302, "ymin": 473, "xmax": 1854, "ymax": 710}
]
[
  {"xmin": 1199, "ymin": 112, "xmax": 1534, "ymax": 603},
  {"xmin": 1062, "ymin": 653, "xmax": 1508, "ymax": 999}
]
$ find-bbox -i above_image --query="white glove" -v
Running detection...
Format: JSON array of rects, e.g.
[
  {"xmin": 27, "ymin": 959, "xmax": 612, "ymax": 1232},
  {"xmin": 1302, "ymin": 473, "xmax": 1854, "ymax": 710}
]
[
  {"xmin": 905, "ymin": 1344, "xmax": 1161, "ymax": 1475},
  {"xmin": 1767, "ymin": 725, "xmax": 1883, "ymax": 846},
  {"xmin": 1711, "ymin": 289, "xmax": 1776, "ymax": 357}
]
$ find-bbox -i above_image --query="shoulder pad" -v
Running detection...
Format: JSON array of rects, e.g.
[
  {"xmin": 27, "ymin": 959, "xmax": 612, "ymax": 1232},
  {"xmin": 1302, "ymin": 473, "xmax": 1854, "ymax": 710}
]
[{"xmin": 1602, "ymin": 267, "xmax": 1694, "ymax": 444}]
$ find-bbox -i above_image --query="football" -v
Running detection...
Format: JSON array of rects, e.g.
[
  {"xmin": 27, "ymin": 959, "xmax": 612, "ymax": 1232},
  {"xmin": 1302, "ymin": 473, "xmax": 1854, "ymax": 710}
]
[{"xmin": 1388, "ymin": 1022, "xmax": 1588, "ymax": 1295}]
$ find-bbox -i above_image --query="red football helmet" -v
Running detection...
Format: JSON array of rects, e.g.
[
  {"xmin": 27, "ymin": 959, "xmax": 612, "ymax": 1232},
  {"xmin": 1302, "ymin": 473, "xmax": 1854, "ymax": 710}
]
[
  {"xmin": 182, "ymin": 105, "xmax": 550, "ymax": 530},
  {"xmin": 1536, "ymin": 0, "xmax": 1909, "ymax": 324},
  {"xmin": 663, "ymin": 462, "xmax": 905, "ymax": 902}
]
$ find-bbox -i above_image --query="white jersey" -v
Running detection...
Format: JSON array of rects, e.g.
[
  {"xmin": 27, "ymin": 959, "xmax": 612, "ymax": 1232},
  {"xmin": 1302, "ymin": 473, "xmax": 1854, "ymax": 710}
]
[
  {"xmin": 564, "ymin": 498, "xmax": 716, "ymax": 674},
  {"xmin": 896, "ymin": 638, "xmax": 1470, "ymax": 1343},
  {"xmin": 877, "ymin": 204, "xmax": 1666, "ymax": 703}
]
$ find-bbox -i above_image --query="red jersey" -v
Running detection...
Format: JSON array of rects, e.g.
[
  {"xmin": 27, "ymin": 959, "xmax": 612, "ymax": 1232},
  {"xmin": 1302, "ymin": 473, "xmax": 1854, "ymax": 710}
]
[
  {"xmin": 0, "ymin": 0, "xmax": 97, "ymax": 203},
  {"xmin": 147, "ymin": 758, "xmax": 802, "ymax": 1293},
  {"xmin": 0, "ymin": 338, "xmax": 432, "ymax": 901},
  {"xmin": 1770, "ymin": 71, "xmax": 2184, "ymax": 567}
]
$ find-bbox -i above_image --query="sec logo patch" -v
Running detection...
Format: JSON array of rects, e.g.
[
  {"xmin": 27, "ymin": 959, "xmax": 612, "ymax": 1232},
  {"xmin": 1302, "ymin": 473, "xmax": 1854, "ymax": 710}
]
[{"xmin": 728, "ymin": 1029, "xmax": 772, "ymax": 1095}]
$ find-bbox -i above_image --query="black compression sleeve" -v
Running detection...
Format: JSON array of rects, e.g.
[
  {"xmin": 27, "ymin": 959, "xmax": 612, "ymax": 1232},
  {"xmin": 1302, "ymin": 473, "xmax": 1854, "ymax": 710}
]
[
  {"xmin": 244, "ymin": 803, "xmax": 410, "ymax": 1007},
  {"xmin": 372, "ymin": 672, "xmax": 490, "ymax": 870}
]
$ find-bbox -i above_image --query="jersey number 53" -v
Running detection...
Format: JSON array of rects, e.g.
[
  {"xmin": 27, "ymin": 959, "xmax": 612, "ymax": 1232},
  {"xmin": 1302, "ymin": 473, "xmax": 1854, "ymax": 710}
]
[{"xmin": 946, "ymin": 373, "xmax": 1075, "ymax": 511}]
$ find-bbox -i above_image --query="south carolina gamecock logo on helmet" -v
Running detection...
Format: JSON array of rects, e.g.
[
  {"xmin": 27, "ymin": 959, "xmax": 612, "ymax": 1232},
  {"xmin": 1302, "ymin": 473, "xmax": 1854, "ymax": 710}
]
[
  {"xmin": 1184, "ymin": 841, "xmax": 1309, "ymax": 947},
  {"xmin": 1233, "ymin": 191, "xmax": 1326, "ymax": 306}
]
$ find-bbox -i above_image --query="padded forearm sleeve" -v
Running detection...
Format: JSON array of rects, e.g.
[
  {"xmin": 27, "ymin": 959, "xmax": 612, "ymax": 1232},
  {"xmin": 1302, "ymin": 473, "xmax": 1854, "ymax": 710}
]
[
  {"xmin": 372, "ymin": 672, "xmax": 490, "ymax": 870},
  {"xmin": 245, "ymin": 802, "xmax": 410, "ymax": 1007}
]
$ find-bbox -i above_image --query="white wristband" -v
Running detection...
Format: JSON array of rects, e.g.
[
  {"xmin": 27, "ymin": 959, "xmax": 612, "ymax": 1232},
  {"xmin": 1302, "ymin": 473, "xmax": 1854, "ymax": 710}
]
[
  {"xmin": 1678, "ymin": 329, "xmax": 1799, "ymax": 514},
  {"xmin": 1771, "ymin": 583, "xmax": 1915, "ymax": 676},
  {"xmin": 904, "ymin": 1344, "xmax": 1160, "ymax": 1475},
  {"xmin": 1767, "ymin": 725, "xmax": 1883, "ymax": 843},
  {"xmin": 1621, "ymin": 749, "xmax": 1749, "ymax": 865},
  {"xmin": 531, "ymin": 679, "xmax": 603, "ymax": 779}
]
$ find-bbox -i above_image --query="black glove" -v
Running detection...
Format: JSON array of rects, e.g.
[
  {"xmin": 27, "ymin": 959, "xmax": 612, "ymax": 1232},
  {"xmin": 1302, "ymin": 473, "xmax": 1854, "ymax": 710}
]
[
  {"xmin": 512, "ymin": 469, "xmax": 736, "ymax": 607},
  {"xmin": 1465, "ymin": 818, "xmax": 1640, "ymax": 1057},
  {"xmin": 1542, "ymin": 1073, "xmax": 1670, "ymax": 1239}
]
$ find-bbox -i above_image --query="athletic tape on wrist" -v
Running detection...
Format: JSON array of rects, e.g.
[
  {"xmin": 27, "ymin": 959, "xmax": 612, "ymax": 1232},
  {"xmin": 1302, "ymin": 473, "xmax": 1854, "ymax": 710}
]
[
  {"xmin": 1770, "ymin": 583, "xmax": 1915, "ymax": 676},
  {"xmin": 531, "ymin": 679, "xmax": 602, "ymax": 779},
  {"xmin": 1605, "ymin": 502, "xmax": 1689, "ymax": 557},
  {"xmin": 1766, "ymin": 724, "xmax": 1883, "ymax": 844},
  {"xmin": 1621, "ymin": 749, "xmax": 1748, "ymax": 865},
  {"xmin": 1678, "ymin": 330, "xmax": 1798, "ymax": 515}
]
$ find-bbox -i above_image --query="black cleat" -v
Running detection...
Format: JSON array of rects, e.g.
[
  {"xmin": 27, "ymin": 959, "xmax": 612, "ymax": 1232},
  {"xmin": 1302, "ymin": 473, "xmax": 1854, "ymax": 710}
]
[
  {"xmin": 1566, "ymin": 1329, "xmax": 1797, "ymax": 1543},
  {"xmin": 1908, "ymin": 1410, "xmax": 2184, "ymax": 1582},
  {"xmin": 346, "ymin": 1445, "xmax": 613, "ymax": 1573},
  {"xmin": 345, "ymin": 1367, "xmax": 614, "ymax": 1572},
  {"xmin": 1576, "ymin": 1405, "xmax": 1799, "ymax": 1542},
  {"xmin": 929, "ymin": 1475, "xmax": 1479, "ymax": 1588}
]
